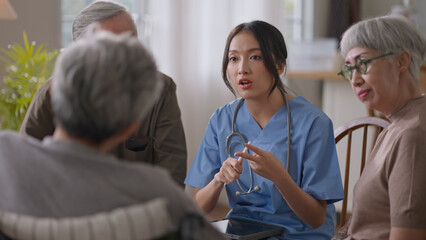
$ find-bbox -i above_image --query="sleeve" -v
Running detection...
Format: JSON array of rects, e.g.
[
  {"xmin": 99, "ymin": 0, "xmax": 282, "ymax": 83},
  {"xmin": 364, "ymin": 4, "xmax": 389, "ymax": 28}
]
[
  {"xmin": 388, "ymin": 130, "xmax": 426, "ymax": 229},
  {"xmin": 19, "ymin": 78, "xmax": 55, "ymax": 140},
  {"xmin": 301, "ymin": 114, "xmax": 344, "ymax": 203},
  {"xmin": 185, "ymin": 111, "xmax": 221, "ymax": 189},
  {"xmin": 150, "ymin": 74, "xmax": 187, "ymax": 188}
]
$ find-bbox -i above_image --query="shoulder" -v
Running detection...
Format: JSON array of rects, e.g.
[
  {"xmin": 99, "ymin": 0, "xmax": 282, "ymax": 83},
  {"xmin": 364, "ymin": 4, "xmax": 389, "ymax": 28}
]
[
  {"xmin": 210, "ymin": 99, "xmax": 240, "ymax": 121},
  {"xmin": 0, "ymin": 132, "xmax": 41, "ymax": 159},
  {"xmin": 391, "ymin": 126, "xmax": 426, "ymax": 148},
  {"xmin": 158, "ymin": 72, "xmax": 176, "ymax": 91},
  {"xmin": 290, "ymin": 96, "xmax": 328, "ymax": 117},
  {"xmin": 35, "ymin": 78, "xmax": 53, "ymax": 99},
  {"xmin": 27, "ymin": 78, "xmax": 53, "ymax": 113},
  {"xmin": 123, "ymin": 160, "xmax": 176, "ymax": 184},
  {"xmin": 0, "ymin": 131, "xmax": 19, "ymax": 144},
  {"xmin": 383, "ymin": 123, "xmax": 426, "ymax": 171},
  {"xmin": 290, "ymin": 96, "xmax": 333, "ymax": 126},
  {"xmin": 126, "ymin": 163, "xmax": 195, "ymax": 205},
  {"xmin": 105, "ymin": 159, "xmax": 183, "ymax": 193},
  {"xmin": 388, "ymin": 103, "xmax": 426, "ymax": 145},
  {"xmin": 0, "ymin": 131, "xmax": 32, "ymax": 146}
]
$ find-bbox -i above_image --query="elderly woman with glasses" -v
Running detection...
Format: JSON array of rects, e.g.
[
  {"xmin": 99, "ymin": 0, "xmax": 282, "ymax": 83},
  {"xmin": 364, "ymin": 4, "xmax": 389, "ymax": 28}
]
[{"xmin": 337, "ymin": 16, "xmax": 426, "ymax": 240}]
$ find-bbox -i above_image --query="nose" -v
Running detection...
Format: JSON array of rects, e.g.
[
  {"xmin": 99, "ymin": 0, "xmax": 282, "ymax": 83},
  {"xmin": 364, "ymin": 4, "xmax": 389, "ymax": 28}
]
[
  {"xmin": 238, "ymin": 58, "xmax": 249, "ymax": 75},
  {"xmin": 350, "ymin": 70, "xmax": 364, "ymax": 87}
]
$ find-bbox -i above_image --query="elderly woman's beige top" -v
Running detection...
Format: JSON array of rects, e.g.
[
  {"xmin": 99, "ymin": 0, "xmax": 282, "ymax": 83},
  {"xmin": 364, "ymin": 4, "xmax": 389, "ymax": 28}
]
[{"xmin": 345, "ymin": 95, "xmax": 426, "ymax": 239}]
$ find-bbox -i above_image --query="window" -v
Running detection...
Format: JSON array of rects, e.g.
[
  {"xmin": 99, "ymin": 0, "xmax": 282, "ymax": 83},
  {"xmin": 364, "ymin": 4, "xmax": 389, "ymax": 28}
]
[
  {"xmin": 61, "ymin": 0, "xmax": 138, "ymax": 47},
  {"xmin": 62, "ymin": 1, "xmax": 305, "ymax": 46},
  {"xmin": 284, "ymin": 0, "xmax": 303, "ymax": 41}
]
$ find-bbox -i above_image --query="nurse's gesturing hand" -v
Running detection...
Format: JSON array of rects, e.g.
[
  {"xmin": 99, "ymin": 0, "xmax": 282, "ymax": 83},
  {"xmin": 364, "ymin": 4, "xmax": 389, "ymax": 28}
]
[
  {"xmin": 214, "ymin": 157, "xmax": 243, "ymax": 185},
  {"xmin": 235, "ymin": 142, "xmax": 327, "ymax": 229},
  {"xmin": 234, "ymin": 143, "xmax": 286, "ymax": 182},
  {"xmin": 193, "ymin": 157, "xmax": 243, "ymax": 214}
]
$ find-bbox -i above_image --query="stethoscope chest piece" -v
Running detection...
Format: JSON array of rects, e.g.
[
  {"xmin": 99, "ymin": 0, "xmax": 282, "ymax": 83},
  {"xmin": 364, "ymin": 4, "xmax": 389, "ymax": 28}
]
[
  {"xmin": 226, "ymin": 99, "xmax": 261, "ymax": 197},
  {"xmin": 227, "ymin": 89, "xmax": 291, "ymax": 197},
  {"xmin": 236, "ymin": 186, "xmax": 260, "ymax": 196}
]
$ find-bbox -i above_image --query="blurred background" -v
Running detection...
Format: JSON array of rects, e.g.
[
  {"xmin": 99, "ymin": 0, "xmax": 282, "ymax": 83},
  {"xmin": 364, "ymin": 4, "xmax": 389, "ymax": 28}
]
[{"xmin": 1, "ymin": 0, "xmax": 425, "ymax": 214}]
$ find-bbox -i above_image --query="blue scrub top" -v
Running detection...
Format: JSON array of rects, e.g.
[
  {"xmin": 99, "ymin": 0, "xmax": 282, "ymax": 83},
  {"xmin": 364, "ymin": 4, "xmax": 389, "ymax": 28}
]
[{"xmin": 185, "ymin": 96, "xmax": 344, "ymax": 239}]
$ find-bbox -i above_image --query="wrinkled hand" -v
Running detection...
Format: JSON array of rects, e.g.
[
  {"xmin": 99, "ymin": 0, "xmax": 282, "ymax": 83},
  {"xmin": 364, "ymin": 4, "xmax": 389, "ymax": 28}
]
[
  {"xmin": 234, "ymin": 143, "xmax": 287, "ymax": 181},
  {"xmin": 214, "ymin": 157, "xmax": 243, "ymax": 185}
]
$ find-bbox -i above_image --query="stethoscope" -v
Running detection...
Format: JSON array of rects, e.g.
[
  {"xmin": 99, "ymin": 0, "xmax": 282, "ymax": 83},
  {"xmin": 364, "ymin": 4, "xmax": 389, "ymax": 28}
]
[{"xmin": 225, "ymin": 87, "xmax": 292, "ymax": 196}]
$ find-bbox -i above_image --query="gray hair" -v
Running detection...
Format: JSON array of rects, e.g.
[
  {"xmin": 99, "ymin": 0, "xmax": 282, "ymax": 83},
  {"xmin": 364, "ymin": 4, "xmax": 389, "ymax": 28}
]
[
  {"xmin": 72, "ymin": 1, "xmax": 130, "ymax": 40},
  {"xmin": 340, "ymin": 15, "xmax": 426, "ymax": 82},
  {"xmin": 52, "ymin": 31, "xmax": 163, "ymax": 142}
]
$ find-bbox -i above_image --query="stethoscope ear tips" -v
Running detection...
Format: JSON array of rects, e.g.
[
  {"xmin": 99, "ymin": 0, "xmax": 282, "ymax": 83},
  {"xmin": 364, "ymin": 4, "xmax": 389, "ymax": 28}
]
[
  {"xmin": 254, "ymin": 186, "xmax": 260, "ymax": 191},
  {"xmin": 236, "ymin": 191, "xmax": 241, "ymax": 196}
]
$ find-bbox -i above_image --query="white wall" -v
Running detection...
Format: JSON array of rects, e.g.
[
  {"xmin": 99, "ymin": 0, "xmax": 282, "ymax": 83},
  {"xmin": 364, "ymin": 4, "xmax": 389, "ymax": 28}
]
[
  {"xmin": 285, "ymin": 0, "xmax": 331, "ymax": 110},
  {"xmin": 361, "ymin": 0, "xmax": 426, "ymax": 36},
  {"xmin": 0, "ymin": 0, "xmax": 61, "ymax": 86},
  {"xmin": 0, "ymin": 0, "xmax": 61, "ymax": 50}
]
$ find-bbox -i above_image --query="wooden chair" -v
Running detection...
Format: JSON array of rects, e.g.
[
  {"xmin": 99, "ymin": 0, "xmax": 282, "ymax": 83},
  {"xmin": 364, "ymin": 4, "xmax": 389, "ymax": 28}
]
[{"xmin": 334, "ymin": 117, "xmax": 390, "ymax": 229}]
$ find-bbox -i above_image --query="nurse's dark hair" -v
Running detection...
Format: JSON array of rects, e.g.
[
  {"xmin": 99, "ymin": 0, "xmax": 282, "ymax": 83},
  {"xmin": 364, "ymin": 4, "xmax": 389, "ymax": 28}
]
[{"xmin": 222, "ymin": 20, "xmax": 288, "ymax": 96}]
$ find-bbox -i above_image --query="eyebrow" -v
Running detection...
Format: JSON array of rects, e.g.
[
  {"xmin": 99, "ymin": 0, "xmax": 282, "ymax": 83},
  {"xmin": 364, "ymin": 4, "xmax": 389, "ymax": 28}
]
[
  {"xmin": 345, "ymin": 52, "xmax": 366, "ymax": 64},
  {"xmin": 229, "ymin": 48, "xmax": 261, "ymax": 54}
]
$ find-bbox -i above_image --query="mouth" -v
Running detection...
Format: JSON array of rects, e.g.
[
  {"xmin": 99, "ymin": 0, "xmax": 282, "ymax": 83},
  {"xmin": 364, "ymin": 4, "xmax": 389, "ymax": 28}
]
[
  {"xmin": 239, "ymin": 79, "xmax": 252, "ymax": 86},
  {"xmin": 238, "ymin": 79, "xmax": 253, "ymax": 90},
  {"xmin": 357, "ymin": 89, "xmax": 370, "ymax": 100}
]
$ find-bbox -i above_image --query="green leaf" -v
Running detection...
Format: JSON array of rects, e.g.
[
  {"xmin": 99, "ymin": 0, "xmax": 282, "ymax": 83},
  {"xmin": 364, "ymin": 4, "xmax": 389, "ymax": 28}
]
[{"xmin": 0, "ymin": 32, "xmax": 59, "ymax": 131}]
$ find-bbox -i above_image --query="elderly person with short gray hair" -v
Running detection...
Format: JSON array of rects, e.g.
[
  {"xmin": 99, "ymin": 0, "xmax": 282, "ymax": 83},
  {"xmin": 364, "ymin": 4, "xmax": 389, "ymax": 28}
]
[
  {"xmin": 52, "ymin": 30, "xmax": 160, "ymax": 144},
  {"xmin": 336, "ymin": 15, "xmax": 426, "ymax": 240},
  {"xmin": 20, "ymin": 1, "xmax": 187, "ymax": 188},
  {"xmin": 72, "ymin": 1, "xmax": 134, "ymax": 40},
  {"xmin": 0, "ymin": 31, "xmax": 224, "ymax": 239}
]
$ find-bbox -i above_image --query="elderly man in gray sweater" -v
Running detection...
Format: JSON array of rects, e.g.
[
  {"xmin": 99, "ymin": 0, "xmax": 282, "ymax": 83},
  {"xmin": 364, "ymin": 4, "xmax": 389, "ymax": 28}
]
[{"xmin": 0, "ymin": 30, "xmax": 223, "ymax": 239}]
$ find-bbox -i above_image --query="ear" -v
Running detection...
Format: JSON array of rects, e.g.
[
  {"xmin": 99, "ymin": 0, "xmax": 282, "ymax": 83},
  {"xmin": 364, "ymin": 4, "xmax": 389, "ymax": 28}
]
[
  {"xmin": 276, "ymin": 62, "xmax": 285, "ymax": 75},
  {"xmin": 397, "ymin": 50, "xmax": 411, "ymax": 73}
]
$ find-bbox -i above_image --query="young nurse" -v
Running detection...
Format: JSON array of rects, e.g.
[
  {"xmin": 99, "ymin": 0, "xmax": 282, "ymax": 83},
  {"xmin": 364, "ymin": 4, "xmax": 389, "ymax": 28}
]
[{"xmin": 185, "ymin": 20, "xmax": 344, "ymax": 239}]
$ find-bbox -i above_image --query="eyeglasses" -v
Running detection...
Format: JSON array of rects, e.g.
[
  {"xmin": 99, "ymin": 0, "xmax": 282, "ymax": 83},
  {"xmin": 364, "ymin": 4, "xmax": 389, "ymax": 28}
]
[{"xmin": 337, "ymin": 52, "xmax": 394, "ymax": 81}]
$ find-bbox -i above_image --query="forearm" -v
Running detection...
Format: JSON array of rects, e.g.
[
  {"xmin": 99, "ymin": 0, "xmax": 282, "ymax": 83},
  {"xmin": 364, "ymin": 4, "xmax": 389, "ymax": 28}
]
[
  {"xmin": 193, "ymin": 178, "xmax": 224, "ymax": 214},
  {"xmin": 273, "ymin": 171, "xmax": 326, "ymax": 229}
]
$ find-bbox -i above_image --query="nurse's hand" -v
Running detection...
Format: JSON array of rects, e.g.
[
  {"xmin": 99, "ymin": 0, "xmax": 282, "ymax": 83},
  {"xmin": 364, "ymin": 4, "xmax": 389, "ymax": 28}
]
[
  {"xmin": 194, "ymin": 157, "xmax": 242, "ymax": 214},
  {"xmin": 234, "ymin": 143, "xmax": 286, "ymax": 182},
  {"xmin": 236, "ymin": 143, "xmax": 327, "ymax": 229},
  {"xmin": 214, "ymin": 157, "xmax": 243, "ymax": 185}
]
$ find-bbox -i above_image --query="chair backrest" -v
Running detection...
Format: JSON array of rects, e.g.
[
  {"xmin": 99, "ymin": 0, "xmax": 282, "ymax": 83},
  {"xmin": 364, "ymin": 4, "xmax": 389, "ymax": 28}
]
[
  {"xmin": 334, "ymin": 117, "xmax": 390, "ymax": 229},
  {"xmin": 0, "ymin": 198, "xmax": 175, "ymax": 240}
]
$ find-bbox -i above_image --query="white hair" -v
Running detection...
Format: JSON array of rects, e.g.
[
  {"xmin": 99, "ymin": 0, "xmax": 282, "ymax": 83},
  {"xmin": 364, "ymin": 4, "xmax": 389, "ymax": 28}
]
[
  {"xmin": 52, "ymin": 31, "xmax": 163, "ymax": 142},
  {"xmin": 340, "ymin": 15, "xmax": 426, "ymax": 82}
]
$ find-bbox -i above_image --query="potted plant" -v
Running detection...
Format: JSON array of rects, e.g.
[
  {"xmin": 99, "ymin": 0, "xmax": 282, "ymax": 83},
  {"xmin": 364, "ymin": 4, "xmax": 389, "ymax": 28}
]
[{"xmin": 0, "ymin": 32, "xmax": 59, "ymax": 131}]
